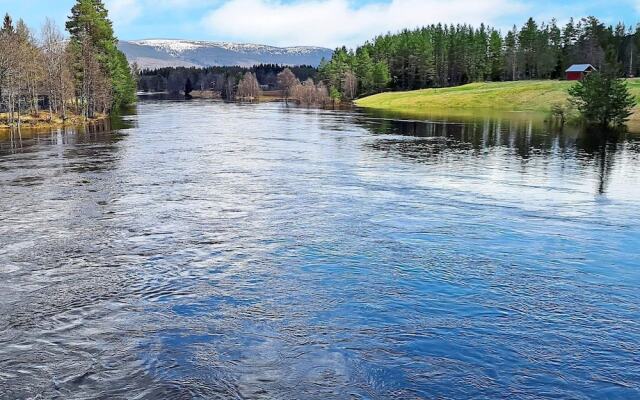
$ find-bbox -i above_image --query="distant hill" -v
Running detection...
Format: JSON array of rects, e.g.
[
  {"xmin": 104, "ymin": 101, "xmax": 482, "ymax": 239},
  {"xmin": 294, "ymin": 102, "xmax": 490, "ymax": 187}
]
[{"xmin": 118, "ymin": 40, "xmax": 333, "ymax": 70}]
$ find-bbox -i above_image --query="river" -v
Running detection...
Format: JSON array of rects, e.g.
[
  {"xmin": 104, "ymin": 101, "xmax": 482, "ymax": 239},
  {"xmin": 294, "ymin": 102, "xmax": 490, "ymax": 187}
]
[{"xmin": 1, "ymin": 99, "xmax": 639, "ymax": 399}]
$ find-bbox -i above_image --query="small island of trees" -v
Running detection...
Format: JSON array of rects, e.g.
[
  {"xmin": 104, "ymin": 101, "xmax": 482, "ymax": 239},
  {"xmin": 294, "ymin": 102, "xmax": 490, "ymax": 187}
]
[{"xmin": 0, "ymin": 0, "xmax": 136, "ymax": 129}]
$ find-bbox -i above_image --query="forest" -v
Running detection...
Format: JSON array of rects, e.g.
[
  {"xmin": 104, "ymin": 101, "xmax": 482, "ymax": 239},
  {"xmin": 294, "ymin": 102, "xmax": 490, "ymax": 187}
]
[
  {"xmin": 0, "ymin": 0, "xmax": 135, "ymax": 127},
  {"xmin": 319, "ymin": 17, "xmax": 640, "ymax": 100},
  {"xmin": 138, "ymin": 65, "xmax": 318, "ymax": 97},
  {"xmin": 137, "ymin": 16, "xmax": 640, "ymax": 106}
]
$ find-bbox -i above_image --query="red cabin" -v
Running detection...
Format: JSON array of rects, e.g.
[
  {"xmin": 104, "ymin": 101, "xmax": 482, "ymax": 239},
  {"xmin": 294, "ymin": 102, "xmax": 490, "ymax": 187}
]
[{"xmin": 565, "ymin": 64, "xmax": 596, "ymax": 81}]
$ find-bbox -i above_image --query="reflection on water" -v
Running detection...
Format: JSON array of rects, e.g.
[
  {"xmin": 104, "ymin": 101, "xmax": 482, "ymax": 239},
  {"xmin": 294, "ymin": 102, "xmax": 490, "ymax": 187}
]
[
  {"xmin": 0, "ymin": 116, "xmax": 134, "ymax": 154},
  {"xmin": 353, "ymin": 112, "xmax": 636, "ymax": 196},
  {"xmin": 1, "ymin": 100, "xmax": 639, "ymax": 399}
]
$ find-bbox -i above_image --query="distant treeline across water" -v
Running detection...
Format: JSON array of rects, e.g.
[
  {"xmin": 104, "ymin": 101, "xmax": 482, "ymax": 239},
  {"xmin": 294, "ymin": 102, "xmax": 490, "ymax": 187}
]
[
  {"xmin": 138, "ymin": 16, "xmax": 640, "ymax": 106},
  {"xmin": 137, "ymin": 64, "xmax": 318, "ymax": 96}
]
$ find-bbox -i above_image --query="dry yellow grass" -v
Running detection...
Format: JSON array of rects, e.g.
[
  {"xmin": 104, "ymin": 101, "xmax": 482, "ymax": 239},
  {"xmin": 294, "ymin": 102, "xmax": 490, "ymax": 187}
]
[{"xmin": 0, "ymin": 111, "xmax": 107, "ymax": 130}]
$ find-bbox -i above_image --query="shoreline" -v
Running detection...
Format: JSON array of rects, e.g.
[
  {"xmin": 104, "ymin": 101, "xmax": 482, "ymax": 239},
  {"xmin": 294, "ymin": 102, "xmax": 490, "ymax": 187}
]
[
  {"xmin": 0, "ymin": 112, "xmax": 109, "ymax": 131},
  {"xmin": 354, "ymin": 79, "xmax": 640, "ymax": 129}
]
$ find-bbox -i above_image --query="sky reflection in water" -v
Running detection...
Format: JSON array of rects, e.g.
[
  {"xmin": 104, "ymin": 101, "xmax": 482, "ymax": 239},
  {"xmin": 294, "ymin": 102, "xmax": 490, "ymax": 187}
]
[{"xmin": 0, "ymin": 100, "xmax": 639, "ymax": 399}]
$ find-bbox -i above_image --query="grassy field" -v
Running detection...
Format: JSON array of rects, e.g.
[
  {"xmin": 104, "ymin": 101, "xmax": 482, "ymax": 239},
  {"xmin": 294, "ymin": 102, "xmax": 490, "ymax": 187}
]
[{"xmin": 355, "ymin": 79, "xmax": 640, "ymax": 122}]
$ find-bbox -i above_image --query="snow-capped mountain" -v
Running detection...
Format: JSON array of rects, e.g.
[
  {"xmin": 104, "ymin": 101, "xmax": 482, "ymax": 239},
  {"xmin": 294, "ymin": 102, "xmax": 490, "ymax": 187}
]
[{"xmin": 118, "ymin": 39, "xmax": 333, "ymax": 70}]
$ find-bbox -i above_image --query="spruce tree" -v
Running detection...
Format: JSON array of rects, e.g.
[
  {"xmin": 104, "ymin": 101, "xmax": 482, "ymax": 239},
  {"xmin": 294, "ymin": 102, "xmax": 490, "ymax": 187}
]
[{"xmin": 2, "ymin": 13, "xmax": 13, "ymax": 33}]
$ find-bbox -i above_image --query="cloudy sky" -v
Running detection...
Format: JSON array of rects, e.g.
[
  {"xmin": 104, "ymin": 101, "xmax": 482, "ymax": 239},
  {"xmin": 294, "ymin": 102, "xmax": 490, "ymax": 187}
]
[{"xmin": 0, "ymin": 0, "xmax": 638, "ymax": 48}]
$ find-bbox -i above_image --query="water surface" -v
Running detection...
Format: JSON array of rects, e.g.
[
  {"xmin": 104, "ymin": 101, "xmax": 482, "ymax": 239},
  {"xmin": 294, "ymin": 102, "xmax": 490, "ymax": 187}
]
[{"xmin": 1, "ymin": 100, "xmax": 639, "ymax": 399}]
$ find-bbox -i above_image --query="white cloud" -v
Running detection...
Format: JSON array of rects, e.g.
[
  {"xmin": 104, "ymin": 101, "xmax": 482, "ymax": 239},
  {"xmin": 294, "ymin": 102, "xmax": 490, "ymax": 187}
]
[
  {"xmin": 105, "ymin": 0, "xmax": 143, "ymax": 27},
  {"xmin": 202, "ymin": 0, "xmax": 527, "ymax": 48},
  {"xmin": 104, "ymin": 0, "xmax": 212, "ymax": 29}
]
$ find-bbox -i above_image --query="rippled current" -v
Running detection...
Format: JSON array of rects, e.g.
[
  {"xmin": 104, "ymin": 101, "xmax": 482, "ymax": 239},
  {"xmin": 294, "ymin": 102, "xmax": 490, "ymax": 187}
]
[{"xmin": 1, "ymin": 99, "xmax": 640, "ymax": 399}]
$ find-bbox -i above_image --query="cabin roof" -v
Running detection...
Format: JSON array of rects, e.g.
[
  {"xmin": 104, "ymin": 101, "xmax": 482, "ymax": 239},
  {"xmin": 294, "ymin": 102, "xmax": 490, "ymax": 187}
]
[{"xmin": 565, "ymin": 64, "xmax": 596, "ymax": 73}]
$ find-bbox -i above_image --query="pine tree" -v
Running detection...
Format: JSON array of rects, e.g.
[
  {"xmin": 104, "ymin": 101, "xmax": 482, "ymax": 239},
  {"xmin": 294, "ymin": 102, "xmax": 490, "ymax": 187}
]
[
  {"xmin": 372, "ymin": 61, "xmax": 391, "ymax": 91},
  {"xmin": 504, "ymin": 27, "xmax": 519, "ymax": 81},
  {"xmin": 488, "ymin": 30, "xmax": 503, "ymax": 81},
  {"xmin": 355, "ymin": 48, "xmax": 375, "ymax": 94},
  {"xmin": 66, "ymin": 0, "xmax": 136, "ymax": 112},
  {"xmin": 569, "ymin": 71, "xmax": 637, "ymax": 127},
  {"xmin": 548, "ymin": 19, "xmax": 563, "ymax": 78},
  {"xmin": 319, "ymin": 16, "xmax": 639, "ymax": 98},
  {"xmin": 519, "ymin": 18, "xmax": 539, "ymax": 78}
]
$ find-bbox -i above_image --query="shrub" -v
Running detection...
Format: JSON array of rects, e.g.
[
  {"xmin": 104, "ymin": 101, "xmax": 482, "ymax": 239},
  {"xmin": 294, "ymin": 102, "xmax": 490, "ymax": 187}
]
[{"xmin": 568, "ymin": 72, "xmax": 636, "ymax": 127}]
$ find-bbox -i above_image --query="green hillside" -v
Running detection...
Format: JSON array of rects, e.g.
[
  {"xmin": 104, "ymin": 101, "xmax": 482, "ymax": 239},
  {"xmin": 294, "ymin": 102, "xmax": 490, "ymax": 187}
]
[{"xmin": 355, "ymin": 80, "xmax": 640, "ymax": 120}]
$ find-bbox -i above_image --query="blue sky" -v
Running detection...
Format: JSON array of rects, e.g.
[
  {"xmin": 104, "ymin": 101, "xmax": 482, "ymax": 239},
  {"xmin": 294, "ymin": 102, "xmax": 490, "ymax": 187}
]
[{"xmin": 0, "ymin": 0, "xmax": 638, "ymax": 48}]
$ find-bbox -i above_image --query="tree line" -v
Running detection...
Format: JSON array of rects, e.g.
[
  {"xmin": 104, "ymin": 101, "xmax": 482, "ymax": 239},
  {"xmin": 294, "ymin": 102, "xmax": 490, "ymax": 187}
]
[
  {"xmin": 319, "ymin": 16, "xmax": 640, "ymax": 100},
  {"xmin": 0, "ymin": 0, "xmax": 135, "ymax": 127},
  {"xmin": 200, "ymin": 67, "xmax": 331, "ymax": 105},
  {"xmin": 139, "ymin": 64, "xmax": 340, "ymax": 106},
  {"xmin": 138, "ymin": 64, "xmax": 317, "ymax": 97}
]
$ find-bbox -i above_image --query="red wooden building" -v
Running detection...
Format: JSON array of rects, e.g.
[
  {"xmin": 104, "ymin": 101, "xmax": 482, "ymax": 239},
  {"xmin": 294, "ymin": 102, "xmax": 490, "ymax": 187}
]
[{"xmin": 565, "ymin": 64, "xmax": 596, "ymax": 81}]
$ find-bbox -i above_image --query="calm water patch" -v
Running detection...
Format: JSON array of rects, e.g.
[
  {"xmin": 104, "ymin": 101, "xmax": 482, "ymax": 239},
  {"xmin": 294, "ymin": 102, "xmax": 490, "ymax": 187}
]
[{"xmin": 1, "ymin": 99, "xmax": 639, "ymax": 399}]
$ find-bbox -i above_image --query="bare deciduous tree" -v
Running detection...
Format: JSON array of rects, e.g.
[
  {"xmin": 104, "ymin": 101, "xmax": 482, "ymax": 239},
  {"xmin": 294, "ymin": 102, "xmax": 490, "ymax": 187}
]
[
  {"xmin": 236, "ymin": 72, "xmax": 261, "ymax": 101},
  {"xmin": 1, "ymin": 14, "xmax": 111, "ymax": 127},
  {"xmin": 290, "ymin": 78, "xmax": 330, "ymax": 106},
  {"xmin": 41, "ymin": 18, "xmax": 71, "ymax": 120},
  {"xmin": 0, "ymin": 15, "xmax": 18, "ymax": 125},
  {"xmin": 223, "ymin": 75, "xmax": 236, "ymax": 100},
  {"xmin": 277, "ymin": 67, "xmax": 298, "ymax": 103}
]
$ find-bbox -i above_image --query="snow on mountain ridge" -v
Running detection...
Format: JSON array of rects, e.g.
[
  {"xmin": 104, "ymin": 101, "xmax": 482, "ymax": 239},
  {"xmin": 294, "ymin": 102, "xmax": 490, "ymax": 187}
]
[
  {"xmin": 132, "ymin": 40, "xmax": 204, "ymax": 54},
  {"xmin": 119, "ymin": 39, "xmax": 333, "ymax": 69},
  {"xmin": 130, "ymin": 39, "xmax": 327, "ymax": 55}
]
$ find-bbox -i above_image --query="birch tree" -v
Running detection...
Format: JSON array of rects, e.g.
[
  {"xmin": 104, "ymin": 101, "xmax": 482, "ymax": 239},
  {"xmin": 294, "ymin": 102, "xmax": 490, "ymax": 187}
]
[
  {"xmin": 237, "ymin": 72, "xmax": 261, "ymax": 100},
  {"xmin": 277, "ymin": 68, "xmax": 298, "ymax": 102},
  {"xmin": 41, "ymin": 18, "xmax": 72, "ymax": 120}
]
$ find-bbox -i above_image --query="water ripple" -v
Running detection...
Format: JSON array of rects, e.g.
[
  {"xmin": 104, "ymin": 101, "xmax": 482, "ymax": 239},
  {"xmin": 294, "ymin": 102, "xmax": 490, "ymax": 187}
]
[{"xmin": 1, "ymin": 100, "xmax": 639, "ymax": 399}]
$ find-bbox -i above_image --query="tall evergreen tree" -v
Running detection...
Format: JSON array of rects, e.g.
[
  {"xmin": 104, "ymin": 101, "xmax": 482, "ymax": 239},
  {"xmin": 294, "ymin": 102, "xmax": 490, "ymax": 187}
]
[
  {"xmin": 66, "ymin": 0, "xmax": 136, "ymax": 111},
  {"xmin": 2, "ymin": 13, "xmax": 13, "ymax": 33},
  {"xmin": 488, "ymin": 30, "xmax": 503, "ymax": 81}
]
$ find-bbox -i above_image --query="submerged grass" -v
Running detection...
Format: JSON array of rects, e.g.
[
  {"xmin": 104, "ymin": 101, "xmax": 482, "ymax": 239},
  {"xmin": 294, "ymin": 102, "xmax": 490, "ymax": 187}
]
[
  {"xmin": 0, "ymin": 112, "xmax": 107, "ymax": 130},
  {"xmin": 356, "ymin": 79, "xmax": 640, "ymax": 122}
]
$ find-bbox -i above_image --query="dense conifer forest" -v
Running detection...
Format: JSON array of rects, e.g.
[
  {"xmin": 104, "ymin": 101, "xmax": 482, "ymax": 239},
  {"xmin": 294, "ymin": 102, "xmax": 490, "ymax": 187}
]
[{"xmin": 319, "ymin": 17, "xmax": 640, "ymax": 100}]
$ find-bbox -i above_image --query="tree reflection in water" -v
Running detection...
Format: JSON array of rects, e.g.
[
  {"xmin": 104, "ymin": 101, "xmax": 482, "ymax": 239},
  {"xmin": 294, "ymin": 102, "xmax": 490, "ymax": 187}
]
[{"xmin": 354, "ymin": 109, "xmax": 638, "ymax": 196}]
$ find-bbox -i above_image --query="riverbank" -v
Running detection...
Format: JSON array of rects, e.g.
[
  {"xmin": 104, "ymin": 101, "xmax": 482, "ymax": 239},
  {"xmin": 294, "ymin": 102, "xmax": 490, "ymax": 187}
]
[
  {"xmin": 355, "ymin": 79, "xmax": 640, "ymax": 121},
  {"xmin": 188, "ymin": 89, "xmax": 285, "ymax": 102},
  {"xmin": 0, "ymin": 112, "xmax": 108, "ymax": 131}
]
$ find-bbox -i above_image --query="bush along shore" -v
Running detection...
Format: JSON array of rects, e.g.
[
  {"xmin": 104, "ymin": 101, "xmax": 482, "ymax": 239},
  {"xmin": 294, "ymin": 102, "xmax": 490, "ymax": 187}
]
[{"xmin": 0, "ymin": 0, "xmax": 136, "ymax": 131}]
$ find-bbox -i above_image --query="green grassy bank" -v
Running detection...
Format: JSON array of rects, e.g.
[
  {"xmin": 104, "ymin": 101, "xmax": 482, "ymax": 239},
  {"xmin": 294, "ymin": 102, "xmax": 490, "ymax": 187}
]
[{"xmin": 355, "ymin": 79, "xmax": 640, "ymax": 124}]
